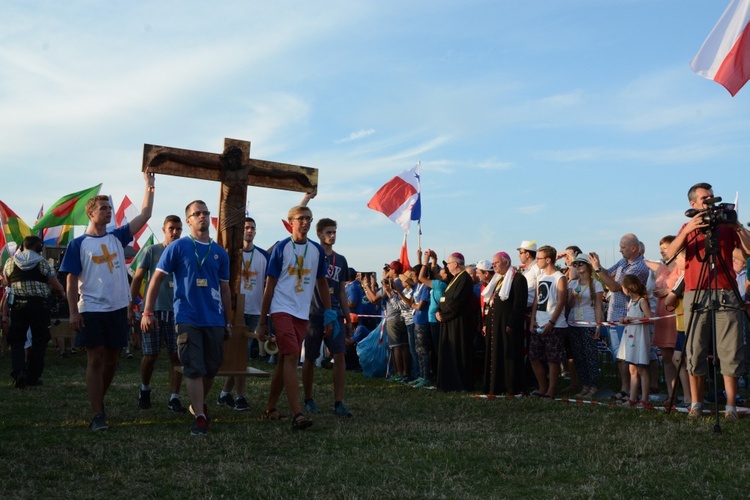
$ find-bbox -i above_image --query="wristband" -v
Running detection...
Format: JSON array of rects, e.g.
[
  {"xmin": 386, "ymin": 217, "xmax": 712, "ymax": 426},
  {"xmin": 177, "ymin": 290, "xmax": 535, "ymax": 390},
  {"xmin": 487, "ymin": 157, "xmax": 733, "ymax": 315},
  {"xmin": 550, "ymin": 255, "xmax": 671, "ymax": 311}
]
[{"xmin": 142, "ymin": 312, "xmax": 154, "ymax": 317}]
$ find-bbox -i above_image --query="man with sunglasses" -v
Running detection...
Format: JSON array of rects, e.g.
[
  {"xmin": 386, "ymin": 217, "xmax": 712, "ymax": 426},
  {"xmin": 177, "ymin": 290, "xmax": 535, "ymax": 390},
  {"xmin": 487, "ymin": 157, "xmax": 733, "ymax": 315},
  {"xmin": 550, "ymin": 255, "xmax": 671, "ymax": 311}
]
[{"xmin": 141, "ymin": 200, "xmax": 232, "ymax": 435}]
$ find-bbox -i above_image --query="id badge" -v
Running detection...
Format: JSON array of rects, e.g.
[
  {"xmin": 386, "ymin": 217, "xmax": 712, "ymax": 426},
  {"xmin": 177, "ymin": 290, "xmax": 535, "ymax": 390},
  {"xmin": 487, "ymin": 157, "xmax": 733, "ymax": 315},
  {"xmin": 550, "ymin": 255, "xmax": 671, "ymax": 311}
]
[{"xmin": 196, "ymin": 279, "xmax": 208, "ymax": 287}]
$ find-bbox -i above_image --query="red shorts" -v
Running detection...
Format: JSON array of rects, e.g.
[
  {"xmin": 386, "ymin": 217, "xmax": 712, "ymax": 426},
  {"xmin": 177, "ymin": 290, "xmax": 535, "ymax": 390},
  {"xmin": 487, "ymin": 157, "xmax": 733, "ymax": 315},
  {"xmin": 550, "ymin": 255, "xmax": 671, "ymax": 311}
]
[{"xmin": 271, "ymin": 312, "xmax": 308, "ymax": 356}]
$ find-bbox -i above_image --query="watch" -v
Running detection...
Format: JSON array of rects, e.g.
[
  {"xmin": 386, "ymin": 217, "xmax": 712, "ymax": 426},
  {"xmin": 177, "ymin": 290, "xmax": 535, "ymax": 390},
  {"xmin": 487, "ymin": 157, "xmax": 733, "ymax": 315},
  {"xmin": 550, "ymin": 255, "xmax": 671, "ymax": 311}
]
[{"xmin": 595, "ymin": 268, "xmax": 603, "ymax": 273}]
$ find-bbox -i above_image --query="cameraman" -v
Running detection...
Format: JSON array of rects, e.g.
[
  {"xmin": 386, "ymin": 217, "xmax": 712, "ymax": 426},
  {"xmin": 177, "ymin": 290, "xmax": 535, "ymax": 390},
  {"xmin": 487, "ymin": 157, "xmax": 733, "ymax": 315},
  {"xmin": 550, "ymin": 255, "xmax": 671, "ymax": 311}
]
[{"xmin": 665, "ymin": 182, "xmax": 750, "ymax": 420}]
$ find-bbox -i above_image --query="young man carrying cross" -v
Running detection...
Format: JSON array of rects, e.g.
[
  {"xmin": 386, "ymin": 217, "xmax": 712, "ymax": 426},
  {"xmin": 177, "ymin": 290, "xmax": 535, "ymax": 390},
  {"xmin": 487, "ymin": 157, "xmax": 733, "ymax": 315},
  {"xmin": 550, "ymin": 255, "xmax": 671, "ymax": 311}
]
[{"xmin": 257, "ymin": 205, "xmax": 333, "ymax": 430}]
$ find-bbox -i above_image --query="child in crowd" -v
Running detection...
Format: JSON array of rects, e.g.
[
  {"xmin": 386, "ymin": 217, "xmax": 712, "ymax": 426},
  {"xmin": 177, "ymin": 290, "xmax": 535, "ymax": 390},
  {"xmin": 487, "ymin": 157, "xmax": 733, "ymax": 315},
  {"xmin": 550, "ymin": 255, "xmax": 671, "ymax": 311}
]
[
  {"xmin": 617, "ymin": 274, "xmax": 653, "ymax": 408},
  {"xmin": 665, "ymin": 252, "xmax": 691, "ymax": 408}
]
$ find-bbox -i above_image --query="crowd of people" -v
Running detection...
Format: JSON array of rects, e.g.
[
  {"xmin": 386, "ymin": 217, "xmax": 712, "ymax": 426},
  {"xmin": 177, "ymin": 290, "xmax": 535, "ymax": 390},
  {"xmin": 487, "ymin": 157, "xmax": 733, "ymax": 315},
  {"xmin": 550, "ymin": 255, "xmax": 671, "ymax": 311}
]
[{"xmin": 1, "ymin": 179, "xmax": 749, "ymax": 433}]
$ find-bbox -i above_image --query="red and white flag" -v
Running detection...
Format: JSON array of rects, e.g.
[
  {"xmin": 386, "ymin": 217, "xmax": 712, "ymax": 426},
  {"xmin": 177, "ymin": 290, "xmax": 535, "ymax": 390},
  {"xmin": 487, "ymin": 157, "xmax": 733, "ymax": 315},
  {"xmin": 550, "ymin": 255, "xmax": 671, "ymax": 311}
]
[
  {"xmin": 367, "ymin": 164, "xmax": 421, "ymax": 232},
  {"xmin": 691, "ymin": 0, "xmax": 750, "ymax": 96},
  {"xmin": 115, "ymin": 195, "xmax": 146, "ymax": 263}
]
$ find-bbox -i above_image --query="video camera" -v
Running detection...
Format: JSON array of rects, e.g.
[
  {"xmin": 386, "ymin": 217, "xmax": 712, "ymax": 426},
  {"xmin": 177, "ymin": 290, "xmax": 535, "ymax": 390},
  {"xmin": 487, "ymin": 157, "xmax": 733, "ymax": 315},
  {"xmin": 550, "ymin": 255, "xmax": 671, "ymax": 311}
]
[{"xmin": 684, "ymin": 196, "xmax": 737, "ymax": 228}]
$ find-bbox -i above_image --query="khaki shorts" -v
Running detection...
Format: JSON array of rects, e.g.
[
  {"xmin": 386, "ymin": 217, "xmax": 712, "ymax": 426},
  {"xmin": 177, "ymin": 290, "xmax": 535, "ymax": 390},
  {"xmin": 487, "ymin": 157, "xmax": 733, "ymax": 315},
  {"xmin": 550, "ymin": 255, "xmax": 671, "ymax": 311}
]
[
  {"xmin": 176, "ymin": 324, "xmax": 225, "ymax": 378},
  {"xmin": 684, "ymin": 290, "xmax": 744, "ymax": 377}
]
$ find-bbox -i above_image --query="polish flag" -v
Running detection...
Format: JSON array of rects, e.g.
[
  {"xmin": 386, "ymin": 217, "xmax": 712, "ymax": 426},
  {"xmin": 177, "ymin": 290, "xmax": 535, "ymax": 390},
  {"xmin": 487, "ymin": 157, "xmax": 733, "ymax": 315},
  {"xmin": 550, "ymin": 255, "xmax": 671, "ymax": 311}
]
[
  {"xmin": 116, "ymin": 195, "xmax": 146, "ymax": 263},
  {"xmin": 367, "ymin": 164, "xmax": 421, "ymax": 232},
  {"xmin": 691, "ymin": 0, "xmax": 750, "ymax": 96}
]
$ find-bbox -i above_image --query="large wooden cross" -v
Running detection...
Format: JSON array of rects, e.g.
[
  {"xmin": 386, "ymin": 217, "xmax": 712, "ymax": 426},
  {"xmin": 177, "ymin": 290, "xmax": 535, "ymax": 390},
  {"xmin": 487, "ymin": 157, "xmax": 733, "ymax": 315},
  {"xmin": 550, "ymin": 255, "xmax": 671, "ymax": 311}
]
[{"xmin": 142, "ymin": 137, "xmax": 318, "ymax": 374}]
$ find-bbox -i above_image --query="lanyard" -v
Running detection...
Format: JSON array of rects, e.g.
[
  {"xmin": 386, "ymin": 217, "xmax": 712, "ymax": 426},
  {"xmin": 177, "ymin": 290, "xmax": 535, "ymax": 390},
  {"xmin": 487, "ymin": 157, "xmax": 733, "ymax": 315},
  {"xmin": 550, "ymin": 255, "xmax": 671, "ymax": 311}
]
[
  {"xmin": 190, "ymin": 235, "xmax": 212, "ymax": 273},
  {"xmin": 291, "ymin": 239, "xmax": 309, "ymax": 279}
]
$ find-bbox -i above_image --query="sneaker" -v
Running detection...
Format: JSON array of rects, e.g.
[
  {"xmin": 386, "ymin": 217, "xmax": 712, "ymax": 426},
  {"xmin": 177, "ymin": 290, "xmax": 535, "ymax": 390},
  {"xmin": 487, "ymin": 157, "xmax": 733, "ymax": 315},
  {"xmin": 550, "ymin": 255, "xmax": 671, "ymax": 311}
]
[
  {"xmin": 724, "ymin": 409, "xmax": 739, "ymax": 421},
  {"xmin": 234, "ymin": 396, "xmax": 251, "ymax": 411},
  {"xmin": 304, "ymin": 399, "xmax": 319, "ymax": 414},
  {"xmin": 334, "ymin": 402, "xmax": 353, "ymax": 418},
  {"xmin": 89, "ymin": 413, "xmax": 109, "ymax": 431},
  {"xmin": 168, "ymin": 397, "xmax": 187, "ymax": 413},
  {"xmin": 688, "ymin": 406, "xmax": 703, "ymax": 419},
  {"xmin": 267, "ymin": 354, "xmax": 277, "ymax": 365},
  {"xmin": 189, "ymin": 404, "xmax": 212, "ymax": 429},
  {"xmin": 14, "ymin": 371, "xmax": 27, "ymax": 389},
  {"xmin": 216, "ymin": 393, "xmax": 235, "ymax": 408},
  {"xmin": 408, "ymin": 377, "xmax": 424, "ymax": 386},
  {"xmin": 138, "ymin": 389, "xmax": 152, "ymax": 410},
  {"xmin": 126, "ymin": 350, "xmax": 133, "ymax": 359},
  {"xmin": 413, "ymin": 378, "xmax": 432, "ymax": 389},
  {"xmin": 191, "ymin": 415, "xmax": 208, "ymax": 435}
]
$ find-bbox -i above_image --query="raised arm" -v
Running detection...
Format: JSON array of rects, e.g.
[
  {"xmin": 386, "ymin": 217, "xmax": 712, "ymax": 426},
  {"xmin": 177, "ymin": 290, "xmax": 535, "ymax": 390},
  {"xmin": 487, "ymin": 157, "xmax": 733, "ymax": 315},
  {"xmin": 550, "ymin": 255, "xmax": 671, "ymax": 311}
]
[{"xmin": 128, "ymin": 169, "xmax": 155, "ymax": 237}]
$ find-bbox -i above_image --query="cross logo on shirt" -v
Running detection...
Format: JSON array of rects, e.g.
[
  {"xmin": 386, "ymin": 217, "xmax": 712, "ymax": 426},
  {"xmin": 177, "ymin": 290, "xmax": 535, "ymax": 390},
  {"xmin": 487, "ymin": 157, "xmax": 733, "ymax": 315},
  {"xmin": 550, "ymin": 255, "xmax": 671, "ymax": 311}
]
[
  {"xmin": 91, "ymin": 244, "xmax": 117, "ymax": 274},
  {"xmin": 288, "ymin": 255, "xmax": 311, "ymax": 293}
]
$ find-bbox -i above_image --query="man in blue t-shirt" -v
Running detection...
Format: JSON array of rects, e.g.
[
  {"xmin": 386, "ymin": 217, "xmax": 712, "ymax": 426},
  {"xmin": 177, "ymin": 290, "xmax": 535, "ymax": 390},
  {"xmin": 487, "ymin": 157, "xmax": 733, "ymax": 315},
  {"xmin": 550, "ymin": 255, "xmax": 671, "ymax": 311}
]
[
  {"xmin": 302, "ymin": 218, "xmax": 353, "ymax": 418},
  {"xmin": 141, "ymin": 200, "xmax": 231, "ymax": 436}
]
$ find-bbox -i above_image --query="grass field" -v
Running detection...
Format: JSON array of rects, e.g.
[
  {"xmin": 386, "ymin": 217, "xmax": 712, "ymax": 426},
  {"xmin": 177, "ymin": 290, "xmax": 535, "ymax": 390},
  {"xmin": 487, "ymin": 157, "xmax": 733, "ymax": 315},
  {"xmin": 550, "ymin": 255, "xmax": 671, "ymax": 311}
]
[{"xmin": 2, "ymin": 347, "xmax": 750, "ymax": 499}]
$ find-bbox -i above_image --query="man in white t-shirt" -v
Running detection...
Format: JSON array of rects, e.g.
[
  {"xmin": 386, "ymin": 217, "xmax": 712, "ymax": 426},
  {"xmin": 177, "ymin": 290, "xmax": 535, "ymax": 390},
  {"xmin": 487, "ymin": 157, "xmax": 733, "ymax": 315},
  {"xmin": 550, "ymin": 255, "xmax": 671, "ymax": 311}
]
[
  {"xmin": 529, "ymin": 245, "xmax": 568, "ymax": 398},
  {"xmin": 60, "ymin": 171, "xmax": 155, "ymax": 431},
  {"xmin": 257, "ymin": 205, "xmax": 332, "ymax": 430}
]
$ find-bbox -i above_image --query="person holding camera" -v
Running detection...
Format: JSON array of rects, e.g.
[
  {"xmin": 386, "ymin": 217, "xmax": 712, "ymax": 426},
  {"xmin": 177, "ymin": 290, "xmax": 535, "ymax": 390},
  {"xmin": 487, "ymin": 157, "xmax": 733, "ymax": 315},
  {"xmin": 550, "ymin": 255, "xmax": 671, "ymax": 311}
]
[{"xmin": 665, "ymin": 182, "xmax": 750, "ymax": 420}]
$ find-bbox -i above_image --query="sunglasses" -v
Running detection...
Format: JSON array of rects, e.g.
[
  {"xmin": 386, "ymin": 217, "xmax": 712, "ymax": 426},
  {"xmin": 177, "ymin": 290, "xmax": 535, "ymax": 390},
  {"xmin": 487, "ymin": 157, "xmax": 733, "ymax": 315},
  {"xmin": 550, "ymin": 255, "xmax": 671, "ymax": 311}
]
[{"xmin": 570, "ymin": 261, "xmax": 587, "ymax": 268}]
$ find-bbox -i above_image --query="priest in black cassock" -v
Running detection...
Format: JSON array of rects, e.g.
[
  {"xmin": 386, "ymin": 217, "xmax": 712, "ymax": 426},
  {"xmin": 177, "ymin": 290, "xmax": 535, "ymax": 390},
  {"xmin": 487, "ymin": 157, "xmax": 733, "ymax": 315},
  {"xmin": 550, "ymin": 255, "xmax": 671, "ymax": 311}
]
[
  {"xmin": 481, "ymin": 251, "xmax": 528, "ymax": 395},
  {"xmin": 436, "ymin": 252, "xmax": 480, "ymax": 392}
]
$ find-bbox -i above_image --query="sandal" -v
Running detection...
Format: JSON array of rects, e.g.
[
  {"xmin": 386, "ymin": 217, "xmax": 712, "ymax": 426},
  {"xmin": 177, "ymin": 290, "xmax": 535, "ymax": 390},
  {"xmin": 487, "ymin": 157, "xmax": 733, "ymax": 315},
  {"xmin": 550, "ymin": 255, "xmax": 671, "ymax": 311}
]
[
  {"xmin": 292, "ymin": 412, "xmax": 313, "ymax": 430},
  {"xmin": 613, "ymin": 390, "xmax": 628, "ymax": 402},
  {"xmin": 262, "ymin": 408, "xmax": 286, "ymax": 421}
]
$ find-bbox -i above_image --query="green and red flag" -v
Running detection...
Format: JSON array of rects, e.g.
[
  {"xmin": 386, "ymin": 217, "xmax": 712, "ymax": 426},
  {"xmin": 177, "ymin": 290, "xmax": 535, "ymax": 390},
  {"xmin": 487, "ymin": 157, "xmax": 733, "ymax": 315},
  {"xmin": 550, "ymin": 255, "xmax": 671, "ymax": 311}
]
[
  {"xmin": 0, "ymin": 200, "xmax": 33, "ymax": 266},
  {"xmin": 31, "ymin": 184, "xmax": 102, "ymax": 232}
]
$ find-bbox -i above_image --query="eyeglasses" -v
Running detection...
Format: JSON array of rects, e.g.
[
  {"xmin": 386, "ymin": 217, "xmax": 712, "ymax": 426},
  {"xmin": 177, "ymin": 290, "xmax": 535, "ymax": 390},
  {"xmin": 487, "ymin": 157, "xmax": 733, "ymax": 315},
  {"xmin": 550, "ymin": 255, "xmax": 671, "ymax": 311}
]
[
  {"xmin": 570, "ymin": 261, "xmax": 586, "ymax": 268},
  {"xmin": 519, "ymin": 250, "xmax": 528, "ymax": 254},
  {"xmin": 292, "ymin": 216, "xmax": 313, "ymax": 223},
  {"xmin": 187, "ymin": 210, "xmax": 210, "ymax": 219}
]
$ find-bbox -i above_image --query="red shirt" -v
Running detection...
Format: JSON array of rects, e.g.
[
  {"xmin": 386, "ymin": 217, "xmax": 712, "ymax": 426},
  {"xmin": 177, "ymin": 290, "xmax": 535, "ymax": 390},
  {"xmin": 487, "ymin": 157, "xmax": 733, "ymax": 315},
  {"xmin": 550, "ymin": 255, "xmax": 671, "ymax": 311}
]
[{"xmin": 679, "ymin": 222, "xmax": 738, "ymax": 291}]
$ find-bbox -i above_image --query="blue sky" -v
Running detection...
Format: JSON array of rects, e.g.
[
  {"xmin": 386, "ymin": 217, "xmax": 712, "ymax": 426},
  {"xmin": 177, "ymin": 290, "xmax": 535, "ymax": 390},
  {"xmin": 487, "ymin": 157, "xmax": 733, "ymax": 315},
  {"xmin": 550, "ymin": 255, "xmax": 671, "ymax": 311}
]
[{"xmin": 1, "ymin": 0, "xmax": 748, "ymax": 275}]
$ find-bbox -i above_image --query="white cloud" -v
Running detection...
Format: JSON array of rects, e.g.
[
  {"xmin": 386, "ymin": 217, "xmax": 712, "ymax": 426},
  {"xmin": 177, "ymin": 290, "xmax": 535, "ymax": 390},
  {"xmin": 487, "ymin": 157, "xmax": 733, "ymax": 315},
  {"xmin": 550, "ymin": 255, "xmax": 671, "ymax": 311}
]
[{"xmin": 335, "ymin": 129, "xmax": 375, "ymax": 144}]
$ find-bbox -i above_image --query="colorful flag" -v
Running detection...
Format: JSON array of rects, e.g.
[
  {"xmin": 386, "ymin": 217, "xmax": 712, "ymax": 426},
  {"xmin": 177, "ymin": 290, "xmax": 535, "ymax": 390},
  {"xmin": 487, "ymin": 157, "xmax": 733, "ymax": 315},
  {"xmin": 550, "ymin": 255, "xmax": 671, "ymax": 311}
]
[
  {"xmin": 31, "ymin": 184, "xmax": 102, "ymax": 232},
  {"xmin": 43, "ymin": 225, "xmax": 74, "ymax": 246},
  {"xmin": 367, "ymin": 164, "xmax": 421, "ymax": 232},
  {"xmin": 0, "ymin": 219, "xmax": 8, "ymax": 266},
  {"xmin": 0, "ymin": 200, "xmax": 32, "ymax": 257},
  {"xmin": 691, "ymin": 0, "xmax": 750, "ymax": 96}
]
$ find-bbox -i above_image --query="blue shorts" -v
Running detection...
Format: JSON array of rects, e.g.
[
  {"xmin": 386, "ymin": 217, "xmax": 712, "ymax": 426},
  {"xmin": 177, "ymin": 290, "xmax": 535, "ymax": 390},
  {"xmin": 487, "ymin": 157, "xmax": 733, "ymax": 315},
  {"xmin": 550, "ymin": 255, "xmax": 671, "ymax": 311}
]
[
  {"xmin": 304, "ymin": 314, "xmax": 346, "ymax": 359},
  {"xmin": 141, "ymin": 310, "xmax": 177, "ymax": 356},
  {"xmin": 674, "ymin": 331, "xmax": 685, "ymax": 352},
  {"xmin": 176, "ymin": 324, "xmax": 225, "ymax": 378},
  {"xmin": 76, "ymin": 308, "xmax": 129, "ymax": 349}
]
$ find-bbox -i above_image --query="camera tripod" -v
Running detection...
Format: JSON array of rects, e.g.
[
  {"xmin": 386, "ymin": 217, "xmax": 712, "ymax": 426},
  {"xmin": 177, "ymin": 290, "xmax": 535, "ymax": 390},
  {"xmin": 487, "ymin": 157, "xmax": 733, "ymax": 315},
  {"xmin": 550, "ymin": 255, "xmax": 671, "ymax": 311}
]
[{"xmin": 666, "ymin": 224, "xmax": 748, "ymax": 434}]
